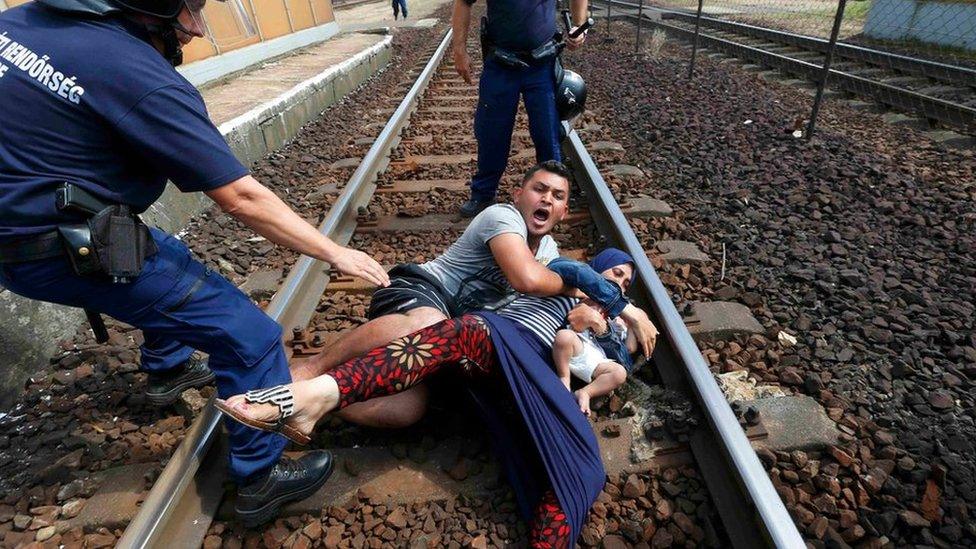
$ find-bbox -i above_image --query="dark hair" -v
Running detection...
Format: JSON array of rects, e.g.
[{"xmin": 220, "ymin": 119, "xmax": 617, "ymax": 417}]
[{"xmin": 521, "ymin": 160, "xmax": 572, "ymax": 187}]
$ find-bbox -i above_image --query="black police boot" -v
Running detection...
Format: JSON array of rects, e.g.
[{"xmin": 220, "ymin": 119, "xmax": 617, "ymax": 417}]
[
  {"xmin": 459, "ymin": 197, "xmax": 493, "ymax": 218},
  {"xmin": 145, "ymin": 357, "xmax": 216, "ymax": 406},
  {"xmin": 236, "ymin": 450, "xmax": 335, "ymax": 527}
]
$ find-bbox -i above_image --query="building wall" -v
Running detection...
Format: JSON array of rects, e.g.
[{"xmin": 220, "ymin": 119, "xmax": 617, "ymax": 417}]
[
  {"xmin": 864, "ymin": 0, "xmax": 976, "ymax": 51},
  {"xmin": 1, "ymin": 0, "xmax": 336, "ymax": 63}
]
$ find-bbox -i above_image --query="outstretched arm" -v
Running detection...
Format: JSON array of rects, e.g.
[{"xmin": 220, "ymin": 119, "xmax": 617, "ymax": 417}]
[{"xmin": 207, "ymin": 175, "xmax": 389, "ymax": 287}]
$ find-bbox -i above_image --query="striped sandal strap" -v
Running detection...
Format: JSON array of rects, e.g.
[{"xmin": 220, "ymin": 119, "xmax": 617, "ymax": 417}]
[{"xmin": 242, "ymin": 385, "xmax": 296, "ymax": 426}]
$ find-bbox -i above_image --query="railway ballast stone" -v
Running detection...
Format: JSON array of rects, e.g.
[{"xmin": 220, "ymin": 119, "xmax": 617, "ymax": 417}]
[
  {"xmin": 608, "ymin": 164, "xmax": 644, "ymax": 178},
  {"xmin": 744, "ymin": 395, "xmax": 841, "ymax": 452},
  {"xmin": 588, "ymin": 141, "xmax": 626, "ymax": 153},
  {"xmin": 624, "ymin": 196, "xmax": 673, "ymax": 218},
  {"xmin": 241, "ymin": 269, "xmax": 283, "ymax": 300},
  {"xmin": 653, "ymin": 240, "xmax": 710, "ymax": 264},
  {"xmin": 682, "ymin": 301, "xmax": 764, "ymax": 342},
  {"xmin": 330, "ymin": 157, "xmax": 362, "ymax": 169},
  {"xmin": 67, "ymin": 463, "xmax": 155, "ymax": 531}
]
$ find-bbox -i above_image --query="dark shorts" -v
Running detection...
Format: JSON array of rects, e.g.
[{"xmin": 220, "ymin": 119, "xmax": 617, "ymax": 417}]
[{"xmin": 366, "ymin": 263, "xmax": 455, "ymax": 320}]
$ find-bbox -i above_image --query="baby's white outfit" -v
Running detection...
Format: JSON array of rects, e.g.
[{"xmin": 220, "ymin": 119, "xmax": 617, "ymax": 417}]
[{"xmin": 568, "ymin": 323, "xmax": 628, "ymax": 383}]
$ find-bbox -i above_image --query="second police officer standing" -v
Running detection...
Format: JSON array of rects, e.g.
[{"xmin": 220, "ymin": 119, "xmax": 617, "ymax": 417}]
[
  {"xmin": 452, "ymin": 0, "xmax": 589, "ymax": 217},
  {"xmin": 0, "ymin": 0, "xmax": 389, "ymax": 525}
]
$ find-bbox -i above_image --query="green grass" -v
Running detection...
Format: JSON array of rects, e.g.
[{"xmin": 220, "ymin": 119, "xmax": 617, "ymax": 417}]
[{"xmin": 843, "ymin": 0, "xmax": 873, "ymax": 21}]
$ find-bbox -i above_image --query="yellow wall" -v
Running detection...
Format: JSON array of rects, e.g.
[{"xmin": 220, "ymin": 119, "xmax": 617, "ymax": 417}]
[
  {"xmin": 251, "ymin": 0, "xmax": 294, "ymax": 40},
  {"xmin": 1, "ymin": 0, "xmax": 336, "ymax": 64},
  {"xmin": 286, "ymin": 0, "xmax": 316, "ymax": 31}
]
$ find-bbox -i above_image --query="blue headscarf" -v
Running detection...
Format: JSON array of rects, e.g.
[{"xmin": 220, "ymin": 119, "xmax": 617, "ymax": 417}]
[{"xmin": 589, "ymin": 247, "xmax": 636, "ymax": 284}]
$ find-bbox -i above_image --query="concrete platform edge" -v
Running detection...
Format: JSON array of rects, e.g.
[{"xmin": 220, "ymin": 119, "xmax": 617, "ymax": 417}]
[
  {"xmin": 0, "ymin": 35, "xmax": 394, "ymax": 409},
  {"xmin": 177, "ymin": 22, "xmax": 341, "ymax": 89}
]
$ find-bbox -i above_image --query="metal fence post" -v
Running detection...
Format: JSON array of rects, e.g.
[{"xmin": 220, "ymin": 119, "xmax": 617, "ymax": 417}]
[
  {"xmin": 688, "ymin": 0, "xmax": 704, "ymax": 79},
  {"xmin": 805, "ymin": 0, "xmax": 848, "ymax": 140},
  {"xmin": 635, "ymin": 0, "xmax": 645, "ymax": 54},
  {"xmin": 605, "ymin": 0, "xmax": 615, "ymax": 43}
]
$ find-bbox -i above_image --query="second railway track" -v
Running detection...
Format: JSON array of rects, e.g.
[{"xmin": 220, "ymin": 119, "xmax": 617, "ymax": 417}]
[
  {"xmin": 120, "ymin": 24, "xmax": 802, "ymax": 549},
  {"xmin": 597, "ymin": 0, "xmax": 976, "ymax": 138}
]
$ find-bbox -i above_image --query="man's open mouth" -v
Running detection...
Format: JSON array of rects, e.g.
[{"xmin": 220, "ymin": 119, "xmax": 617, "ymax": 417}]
[{"xmin": 532, "ymin": 208, "xmax": 551, "ymax": 223}]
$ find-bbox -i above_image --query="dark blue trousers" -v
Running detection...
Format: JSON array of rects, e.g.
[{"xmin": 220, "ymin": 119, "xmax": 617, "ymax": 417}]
[
  {"xmin": 470, "ymin": 56, "xmax": 562, "ymax": 202},
  {"xmin": 0, "ymin": 228, "xmax": 288, "ymax": 483},
  {"xmin": 392, "ymin": 0, "xmax": 407, "ymax": 18}
]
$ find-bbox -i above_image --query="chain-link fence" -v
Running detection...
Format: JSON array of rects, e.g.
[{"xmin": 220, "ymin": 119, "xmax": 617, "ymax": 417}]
[{"xmin": 595, "ymin": 0, "xmax": 976, "ymax": 139}]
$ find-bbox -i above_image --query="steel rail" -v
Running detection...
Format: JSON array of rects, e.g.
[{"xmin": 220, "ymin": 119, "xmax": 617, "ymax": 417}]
[
  {"xmin": 602, "ymin": 0, "xmax": 976, "ymax": 87},
  {"xmin": 658, "ymin": 10, "xmax": 976, "ymax": 87},
  {"xmin": 117, "ymin": 29, "xmax": 454, "ymax": 549},
  {"xmin": 599, "ymin": 1, "xmax": 975, "ymax": 131},
  {"xmin": 563, "ymin": 125, "xmax": 805, "ymax": 548}
]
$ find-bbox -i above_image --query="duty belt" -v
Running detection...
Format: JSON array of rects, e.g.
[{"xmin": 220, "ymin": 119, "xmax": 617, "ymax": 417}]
[
  {"xmin": 484, "ymin": 40, "xmax": 559, "ymax": 70},
  {"xmin": 0, "ymin": 231, "xmax": 64, "ymax": 263}
]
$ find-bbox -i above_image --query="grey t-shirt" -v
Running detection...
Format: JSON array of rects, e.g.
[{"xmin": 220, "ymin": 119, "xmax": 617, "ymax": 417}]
[{"xmin": 419, "ymin": 204, "xmax": 559, "ymax": 313}]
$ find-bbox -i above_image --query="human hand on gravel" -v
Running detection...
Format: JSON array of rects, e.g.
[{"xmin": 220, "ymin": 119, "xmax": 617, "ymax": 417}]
[
  {"xmin": 620, "ymin": 304, "xmax": 658, "ymax": 358},
  {"xmin": 330, "ymin": 247, "xmax": 390, "ymax": 287},
  {"xmin": 453, "ymin": 47, "xmax": 473, "ymax": 84}
]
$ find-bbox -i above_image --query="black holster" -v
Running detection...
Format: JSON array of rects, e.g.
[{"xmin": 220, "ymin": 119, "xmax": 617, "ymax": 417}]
[
  {"xmin": 87, "ymin": 205, "xmax": 157, "ymax": 284},
  {"xmin": 57, "ymin": 223, "xmax": 102, "ymax": 276},
  {"xmin": 480, "ymin": 16, "xmax": 491, "ymax": 62},
  {"xmin": 55, "ymin": 184, "xmax": 157, "ymax": 284}
]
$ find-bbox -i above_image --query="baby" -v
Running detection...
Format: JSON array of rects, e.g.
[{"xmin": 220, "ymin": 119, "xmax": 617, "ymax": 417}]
[{"xmin": 553, "ymin": 248, "xmax": 638, "ymax": 416}]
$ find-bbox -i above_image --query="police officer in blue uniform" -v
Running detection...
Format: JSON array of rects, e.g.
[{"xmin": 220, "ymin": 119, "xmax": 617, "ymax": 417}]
[
  {"xmin": 0, "ymin": 0, "xmax": 389, "ymax": 526},
  {"xmin": 452, "ymin": 0, "xmax": 589, "ymax": 217}
]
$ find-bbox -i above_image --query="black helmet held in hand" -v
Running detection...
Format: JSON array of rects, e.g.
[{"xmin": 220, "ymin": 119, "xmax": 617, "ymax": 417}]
[{"xmin": 554, "ymin": 59, "xmax": 587, "ymax": 121}]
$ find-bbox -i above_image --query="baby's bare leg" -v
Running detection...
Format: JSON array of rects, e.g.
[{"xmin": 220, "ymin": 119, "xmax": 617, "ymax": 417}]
[
  {"xmin": 552, "ymin": 329, "xmax": 582, "ymax": 391},
  {"xmin": 575, "ymin": 361, "xmax": 628, "ymax": 416}
]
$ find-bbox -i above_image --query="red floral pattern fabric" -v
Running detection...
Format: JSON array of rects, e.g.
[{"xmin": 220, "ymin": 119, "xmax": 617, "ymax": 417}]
[
  {"xmin": 530, "ymin": 489, "xmax": 571, "ymax": 548},
  {"xmin": 328, "ymin": 313, "xmax": 570, "ymax": 548},
  {"xmin": 330, "ymin": 314, "xmax": 496, "ymax": 409}
]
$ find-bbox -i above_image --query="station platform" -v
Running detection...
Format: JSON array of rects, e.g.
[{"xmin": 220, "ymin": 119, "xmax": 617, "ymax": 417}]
[
  {"xmin": 201, "ymin": 0, "xmax": 451, "ymax": 126},
  {"xmin": 201, "ymin": 32, "xmax": 388, "ymax": 126}
]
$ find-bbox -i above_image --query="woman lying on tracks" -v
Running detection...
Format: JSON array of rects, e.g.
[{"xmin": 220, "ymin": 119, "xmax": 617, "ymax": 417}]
[
  {"xmin": 553, "ymin": 248, "xmax": 640, "ymax": 417},
  {"xmin": 217, "ymin": 254, "xmax": 653, "ymax": 548}
]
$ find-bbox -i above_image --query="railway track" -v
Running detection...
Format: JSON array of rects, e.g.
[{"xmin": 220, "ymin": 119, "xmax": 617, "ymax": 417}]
[
  {"xmin": 117, "ymin": 27, "xmax": 804, "ymax": 548},
  {"xmin": 596, "ymin": 0, "xmax": 976, "ymax": 136}
]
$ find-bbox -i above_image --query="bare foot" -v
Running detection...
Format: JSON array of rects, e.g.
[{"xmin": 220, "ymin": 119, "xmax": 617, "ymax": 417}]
[
  {"xmin": 560, "ymin": 376, "xmax": 572, "ymax": 391},
  {"xmin": 222, "ymin": 377, "xmax": 339, "ymax": 438},
  {"xmin": 574, "ymin": 390, "xmax": 591, "ymax": 417}
]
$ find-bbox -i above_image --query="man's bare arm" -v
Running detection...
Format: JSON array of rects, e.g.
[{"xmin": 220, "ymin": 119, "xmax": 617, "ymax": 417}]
[
  {"xmin": 571, "ymin": 0, "xmax": 588, "ymax": 24},
  {"xmin": 451, "ymin": 0, "xmax": 474, "ymax": 83},
  {"xmin": 206, "ymin": 175, "xmax": 389, "ymax": 287},
  {"xmin": 489, "ymin": 233, "xmax": 569, "ymax": 295},
  {"xmin": 566, "ymin": 0, "xmax": 589, "ymax": 49}
]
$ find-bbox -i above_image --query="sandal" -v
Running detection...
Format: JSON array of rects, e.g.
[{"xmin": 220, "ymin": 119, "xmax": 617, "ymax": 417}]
[{"xmin": 215, "ymin": 385, "xmax": 311, "ymax": 446}]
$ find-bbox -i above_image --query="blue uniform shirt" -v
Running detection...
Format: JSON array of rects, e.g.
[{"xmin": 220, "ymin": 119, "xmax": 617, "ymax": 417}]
[
  {"xmin": 0, "ymin": 4, "xmax": 248, "ymax": 240},
  {"xmin": 466, "ymin": 0, "xmax": 557, "ymax": 52}
]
